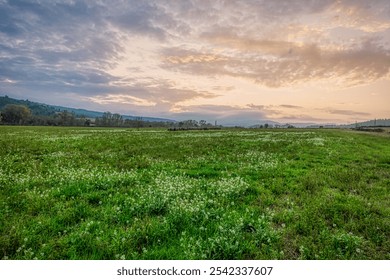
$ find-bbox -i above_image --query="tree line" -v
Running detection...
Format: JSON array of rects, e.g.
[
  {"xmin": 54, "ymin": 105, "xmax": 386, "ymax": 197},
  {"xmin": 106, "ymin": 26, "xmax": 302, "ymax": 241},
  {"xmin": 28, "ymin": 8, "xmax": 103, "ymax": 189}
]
[
  {"xmin": 0, "ymin": 104, "xmax": 216, "ymax": 129},
  {"xmin": 0, "ymin": 104, "xmax": 91, "ymax": 126}
]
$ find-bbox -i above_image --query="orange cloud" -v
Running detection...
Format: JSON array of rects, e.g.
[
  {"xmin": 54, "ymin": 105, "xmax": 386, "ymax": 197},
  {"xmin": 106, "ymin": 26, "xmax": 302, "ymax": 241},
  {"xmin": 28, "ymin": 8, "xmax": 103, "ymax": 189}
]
[{"xmin": 161, "ymin": 34, "xmax": 390, "ymax": 88}]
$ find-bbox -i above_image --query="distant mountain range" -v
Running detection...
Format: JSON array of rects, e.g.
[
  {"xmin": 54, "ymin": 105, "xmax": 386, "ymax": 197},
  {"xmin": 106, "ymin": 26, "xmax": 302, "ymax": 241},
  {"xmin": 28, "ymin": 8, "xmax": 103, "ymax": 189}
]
[
  {"xmin": 249, "ymin": 118, "xmax": 390, "ymax": 129},
  {"xmin": 0, "ymin": 95, "xmax": 175, "ymax": 123},
  {"xmin": 1, "ymin": 95, "xmax": 388, "ymax": 128},
  {"xmin": 305, "ymin": 119, "xmax": 390, "ymax": 128},
  {"xmin": 341, "ymin": 119, "xmax": 390, "ymax": 128}
]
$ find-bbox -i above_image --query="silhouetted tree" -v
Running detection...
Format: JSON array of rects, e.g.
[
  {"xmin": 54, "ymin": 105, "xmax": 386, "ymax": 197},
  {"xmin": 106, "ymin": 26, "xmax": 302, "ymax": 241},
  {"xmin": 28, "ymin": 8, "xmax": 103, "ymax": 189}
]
[
  {"xmin": 112, "ymin": 113, "xmax": 123, "ymax": 126},
  {"xmin": 199, "ymin": 120, "xmax": 207, "ymax": 127},
  {"xmin": 56, "ymin": 110, "xmax": 77, "ymax": 126},
  {"xmin": 1, "ymin": 104, "xmax": 31, "ymax": 124}
]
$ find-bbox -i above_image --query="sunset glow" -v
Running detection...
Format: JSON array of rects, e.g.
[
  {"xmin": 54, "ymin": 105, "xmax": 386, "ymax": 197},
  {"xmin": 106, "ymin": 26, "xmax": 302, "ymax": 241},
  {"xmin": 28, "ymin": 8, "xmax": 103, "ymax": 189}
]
[{"xmin": 1, "ymin": 0, "xmax": 389, "ymax": 125}]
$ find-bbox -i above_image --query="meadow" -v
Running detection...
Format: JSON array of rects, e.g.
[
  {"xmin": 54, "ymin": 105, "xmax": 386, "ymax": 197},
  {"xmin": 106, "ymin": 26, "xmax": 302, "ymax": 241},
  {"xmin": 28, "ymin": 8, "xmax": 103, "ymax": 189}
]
[{"xmin": 0, "ymin": 126, "xmax": 389, "ymax": 260}]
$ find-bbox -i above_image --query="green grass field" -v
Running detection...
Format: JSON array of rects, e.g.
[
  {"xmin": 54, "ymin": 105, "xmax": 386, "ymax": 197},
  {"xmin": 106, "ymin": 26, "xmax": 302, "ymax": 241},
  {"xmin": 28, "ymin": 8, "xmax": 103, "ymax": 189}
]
[{"xmin": 0, "ymin": 126, "xmax": 389, "ymax": 259}]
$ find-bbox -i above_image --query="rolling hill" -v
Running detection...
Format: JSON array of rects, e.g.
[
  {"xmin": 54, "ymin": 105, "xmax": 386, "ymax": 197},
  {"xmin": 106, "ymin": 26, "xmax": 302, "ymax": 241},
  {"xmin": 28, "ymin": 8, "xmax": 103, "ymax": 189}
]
[{"xmin": 0, "ymin": 95, "xmax": 175, "ymax": 123}]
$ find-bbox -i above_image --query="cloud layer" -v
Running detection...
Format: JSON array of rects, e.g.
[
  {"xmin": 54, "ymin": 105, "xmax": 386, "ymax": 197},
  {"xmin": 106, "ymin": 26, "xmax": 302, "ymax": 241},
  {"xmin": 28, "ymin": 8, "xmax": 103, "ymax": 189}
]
[{"xmin": 1, "ymin": 0, "xmax": 389, "ymax": 124}]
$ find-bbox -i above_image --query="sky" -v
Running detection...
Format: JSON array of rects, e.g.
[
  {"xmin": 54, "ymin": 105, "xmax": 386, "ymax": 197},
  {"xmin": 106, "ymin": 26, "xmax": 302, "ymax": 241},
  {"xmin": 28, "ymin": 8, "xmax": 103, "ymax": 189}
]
[{"xmin": 1, "ymin": 0, "xmax": 390, "ymax": 126}]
